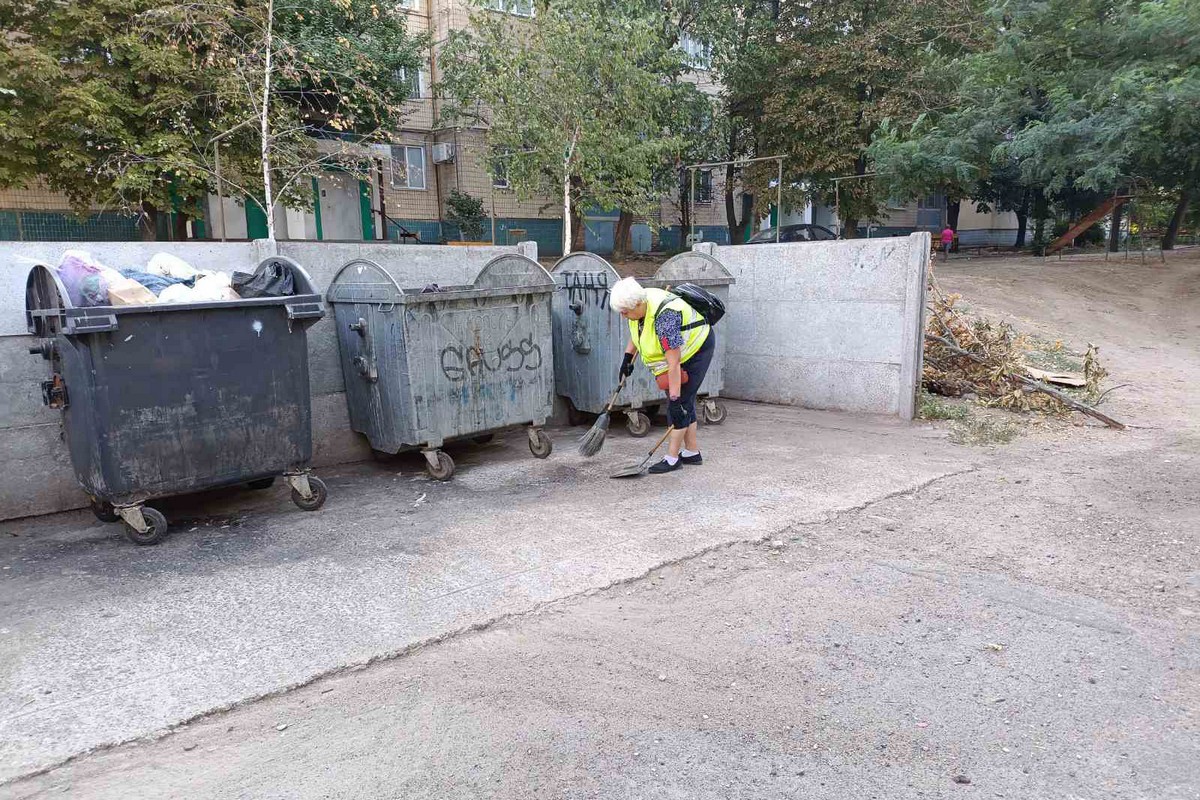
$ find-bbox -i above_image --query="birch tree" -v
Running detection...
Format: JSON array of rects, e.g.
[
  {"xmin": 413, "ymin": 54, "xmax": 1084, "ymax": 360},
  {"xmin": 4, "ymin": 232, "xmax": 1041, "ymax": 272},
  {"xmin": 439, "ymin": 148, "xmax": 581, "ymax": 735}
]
[{"xmin": 439, "ymin": 0, "xmax": 698, "ymax": 255}]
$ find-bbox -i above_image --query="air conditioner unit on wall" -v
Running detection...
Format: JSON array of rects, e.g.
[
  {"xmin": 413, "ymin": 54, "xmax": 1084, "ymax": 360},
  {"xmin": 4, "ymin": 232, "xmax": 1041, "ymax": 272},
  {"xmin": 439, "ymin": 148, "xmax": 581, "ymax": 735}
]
[{"xmin": 431, "ymin": 143, "xmax": 455, "ymax": 164}]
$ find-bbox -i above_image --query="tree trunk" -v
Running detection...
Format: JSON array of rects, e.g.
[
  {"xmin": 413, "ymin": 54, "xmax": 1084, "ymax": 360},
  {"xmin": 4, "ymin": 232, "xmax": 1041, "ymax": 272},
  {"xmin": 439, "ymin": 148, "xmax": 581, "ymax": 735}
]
[
  {"xmin": 1108, "ymin": 201, "xmax": 1124, "ymax": 253},
  {"xmin": 561, "ymin": 169, "xmax": 572, "ymax": 256},
  {"xmin": 1015, "ymin": 189, "xmax": 1029, "ymax": 248},
  {"xmin": 724, "ymin": 160, "xmax": 741, "ymax": 245},
  {"xmin": 1032, "ymin": 187, "xmax": 1048, "ymax": 250},
  {"xmin": 612, "ymin": 210, "xmax": 634, "ymax": 261},
  {"xmin": 260, "ymin": 0, "xmax": 276, "ymax": 242},
  {"xmin": 678, "ymin": 169, "xmax": 691, "ymax": 246},
  {"xmin": 842, "ymin": 216, "xmax": 859, "ymax": 239},
  {"xmin": 139, "ymin": 201, "xmax": 159, "ymax": 241},
  {"xmin": 171, "ymin": 210, "xmax": 189, "ymax": 241},
  {"xmin": 946, "ymin": 199, "xmax": 962, "ymax": 251},
  {"xmin": 1162, "ymin": 187, "xmax": 1191, "ymax": 250}
]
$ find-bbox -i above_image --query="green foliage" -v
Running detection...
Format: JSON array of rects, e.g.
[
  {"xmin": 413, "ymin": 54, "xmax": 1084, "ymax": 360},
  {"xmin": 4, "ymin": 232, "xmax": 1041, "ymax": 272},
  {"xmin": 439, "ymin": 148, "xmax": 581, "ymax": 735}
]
[
  {"xmin": 870, "ymin": 0, "xmax": 1200, "ymax": 238},
  {"xmin": 0, "ymin": 0, "xmax": 423, "ymax": 227},
  {"xmin": 439, "ymin": 0, "xmax": 706, "ymax": 251},
  {"xmin": 757, "ymin": 0, "xmax": 983, "ymax": 231},
  {"xmin": 445, "ymin": 189, "xmax": 486, "ymax": 241}
]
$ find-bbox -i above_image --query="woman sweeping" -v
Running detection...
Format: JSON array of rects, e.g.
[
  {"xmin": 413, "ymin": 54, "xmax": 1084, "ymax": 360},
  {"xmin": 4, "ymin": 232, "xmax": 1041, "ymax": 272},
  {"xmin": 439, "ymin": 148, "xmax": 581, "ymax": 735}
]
[{"xmin": 608, "ymin": 277, "xmax": 716, "ymax": 474}]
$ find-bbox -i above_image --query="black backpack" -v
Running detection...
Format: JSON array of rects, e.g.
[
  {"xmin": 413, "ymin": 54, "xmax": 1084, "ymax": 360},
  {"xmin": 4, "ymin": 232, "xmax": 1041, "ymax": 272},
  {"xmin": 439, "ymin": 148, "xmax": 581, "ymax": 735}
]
[{"xmin": 671, "ymin": 283, "xmax": 725, "ymax": 327}]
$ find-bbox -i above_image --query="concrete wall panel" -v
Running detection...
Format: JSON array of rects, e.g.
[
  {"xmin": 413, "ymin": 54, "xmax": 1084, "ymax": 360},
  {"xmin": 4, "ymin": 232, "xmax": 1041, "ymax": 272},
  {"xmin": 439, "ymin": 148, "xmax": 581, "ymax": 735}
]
[{"xmin": 707, "ymin": 233, "xmax": 929, "ymax": 419}]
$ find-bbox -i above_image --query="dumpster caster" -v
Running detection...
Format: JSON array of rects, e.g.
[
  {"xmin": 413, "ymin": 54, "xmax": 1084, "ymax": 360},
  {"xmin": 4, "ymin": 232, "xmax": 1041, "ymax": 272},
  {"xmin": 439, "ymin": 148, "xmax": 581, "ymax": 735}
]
[
  {"xmin": 472, "ymin": 433, "xmax": 495, "ymax": 445},
  {"xmin": 528, "ymin": 428, "xmax": 553, "ymax": 459},
  {"xmin": 118, "ymin": 505, "xmax": 169, "ymax": 546},
  {"xmin": 424, "ymin": 450, "xmax": 455, "ymax": 481},
  {"xmin": 287, "ymin": 474, "xmax": 328, "ymax": 511},
  {"xmin": 625, "ymin": 410, "xmax": 651, "ymax": 438},
  {"xmin": 89, "ymin": 497, "xmax": 120, "ymax": 523},
  {"xmin": 702, "ymin": 399, "xmax": 728, "ymax": 425},
  {"xmin": 246, "ymin": 477, "xmax": 276, "ymax": 491}
]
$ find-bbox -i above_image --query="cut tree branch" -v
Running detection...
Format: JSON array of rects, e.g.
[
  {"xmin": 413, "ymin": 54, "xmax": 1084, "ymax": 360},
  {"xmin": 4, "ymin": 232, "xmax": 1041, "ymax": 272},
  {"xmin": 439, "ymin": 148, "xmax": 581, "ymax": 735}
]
[{"xmin": 924, "ymin": 333, "xmax": 1126, "ymax": 429}]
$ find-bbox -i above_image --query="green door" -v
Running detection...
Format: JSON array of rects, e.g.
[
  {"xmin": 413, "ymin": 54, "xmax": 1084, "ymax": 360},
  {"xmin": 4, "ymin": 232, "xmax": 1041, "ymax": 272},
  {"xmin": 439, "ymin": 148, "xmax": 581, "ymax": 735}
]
[{"xmin": 245, "ymin": 199, "xmax": 269, "ymax": 240}]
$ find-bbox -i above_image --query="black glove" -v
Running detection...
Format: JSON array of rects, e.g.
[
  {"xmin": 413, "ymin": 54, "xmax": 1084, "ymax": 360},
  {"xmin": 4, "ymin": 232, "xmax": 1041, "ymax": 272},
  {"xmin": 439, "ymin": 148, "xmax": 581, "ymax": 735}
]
[
  {"xmin": 667, "ymin": 398, "xmax": 689, "ymax": 428},
  {"xmin": 619, "ymin": 352, "xmax": 635, "ymax": 379}
]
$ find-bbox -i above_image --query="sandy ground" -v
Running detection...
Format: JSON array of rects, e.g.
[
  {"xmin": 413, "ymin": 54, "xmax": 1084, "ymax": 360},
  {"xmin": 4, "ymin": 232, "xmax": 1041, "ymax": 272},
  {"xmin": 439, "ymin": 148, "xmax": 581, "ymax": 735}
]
[{"xmin": 2, "ymin": 250, "xmax": 1198, "ymax": 799}]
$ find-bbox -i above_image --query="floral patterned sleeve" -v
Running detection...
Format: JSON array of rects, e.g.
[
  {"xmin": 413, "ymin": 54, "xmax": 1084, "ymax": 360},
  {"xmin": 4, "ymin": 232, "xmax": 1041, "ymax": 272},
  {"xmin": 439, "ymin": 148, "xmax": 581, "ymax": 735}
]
[{"xmin": 653, "ymin": 309, "xmax": 685, "ymax": 351}]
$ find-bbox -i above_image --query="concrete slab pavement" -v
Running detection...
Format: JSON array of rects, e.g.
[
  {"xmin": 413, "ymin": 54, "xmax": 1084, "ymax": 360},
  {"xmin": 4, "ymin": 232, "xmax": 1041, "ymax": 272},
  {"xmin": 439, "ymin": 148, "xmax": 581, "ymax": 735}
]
[{"xmin": 0, "ymin": 402, "xmax": 973, "ymax": 783}]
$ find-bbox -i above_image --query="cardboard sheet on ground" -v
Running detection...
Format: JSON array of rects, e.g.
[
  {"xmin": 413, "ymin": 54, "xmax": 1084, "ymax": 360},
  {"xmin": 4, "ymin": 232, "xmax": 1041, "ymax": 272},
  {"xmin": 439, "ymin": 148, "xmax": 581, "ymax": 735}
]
[{"xmin": 1025, "ymin": 367, "xmax": 1086, "ymax": 387}]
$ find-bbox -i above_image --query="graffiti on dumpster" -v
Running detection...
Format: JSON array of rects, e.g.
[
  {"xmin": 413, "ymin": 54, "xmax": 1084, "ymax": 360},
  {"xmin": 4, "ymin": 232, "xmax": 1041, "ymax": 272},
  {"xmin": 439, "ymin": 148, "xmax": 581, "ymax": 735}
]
[
  {"xmin": 562, "ymin": 271, "xmax": 609, "ymax": 309},
  {"xmin": 440, "ymin": 336, "xmax": 543, "ymax": 382}
]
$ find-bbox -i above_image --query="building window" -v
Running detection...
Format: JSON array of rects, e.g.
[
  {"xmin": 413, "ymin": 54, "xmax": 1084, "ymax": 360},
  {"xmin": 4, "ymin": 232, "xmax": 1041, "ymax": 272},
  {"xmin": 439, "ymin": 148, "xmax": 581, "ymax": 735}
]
[
  {"xmin": 696, "ymin": 170, "xmax": 714, "ymax": 204},
  {"xmin": 483, "ymin": 0, "xmax": 533, "ymax": 17},
  {"xmin": 397, "ymin": 0, "xmax": 420, "ymax": 9},
  {"xmin": 679, "ymin": 33, "xmax": 712, "ymax": 69},
  {"xmin": 391, "ymin": 145, "xmax": 426, "ymax": 190},
  {"xmin": 683, "ymin": 170, "xmax": 713, "ymax": 204},
  {"xmin": 394, "ymin": 67, "xmax": 425, "ymax": 100},
  {"xmin": 491, "ymin": 153, "xmax": 510, "ymax": 189},
  {"xmin": 918, "ymin": 193, "xmax": 944, "ymax": 210}
]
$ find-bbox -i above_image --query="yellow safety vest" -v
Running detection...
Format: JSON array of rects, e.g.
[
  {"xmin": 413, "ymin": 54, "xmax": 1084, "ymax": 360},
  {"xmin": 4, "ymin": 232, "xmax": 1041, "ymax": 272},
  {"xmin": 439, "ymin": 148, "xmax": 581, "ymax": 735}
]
[{"xmin": 631, "ymin": 287, "xmax": 711, "ymax": 376}]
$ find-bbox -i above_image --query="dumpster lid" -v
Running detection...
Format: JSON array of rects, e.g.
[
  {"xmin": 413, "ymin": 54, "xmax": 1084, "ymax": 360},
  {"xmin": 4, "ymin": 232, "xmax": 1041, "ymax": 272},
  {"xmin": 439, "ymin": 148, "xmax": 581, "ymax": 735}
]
[
  {"xmin": 327, "ymin": 254, "xmax": 554, "ymax": 305},
  {"xmin": 25, "ymin": 257, "xmax": 323, "ymax": 337},
  {"xmin": 651, "ymin": 251, "xmax": 735, "ymax": 286}
]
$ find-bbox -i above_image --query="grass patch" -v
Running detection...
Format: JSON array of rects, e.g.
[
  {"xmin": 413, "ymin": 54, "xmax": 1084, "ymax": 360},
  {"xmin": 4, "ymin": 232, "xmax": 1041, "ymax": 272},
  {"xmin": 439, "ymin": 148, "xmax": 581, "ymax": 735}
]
[
  {"xmin": 918, "ymin": 391, "xmax": 972, "ymax": 421},
  {"xmin": 949, "ymin": 415, "xmax": 1022, "ymax": 446}
]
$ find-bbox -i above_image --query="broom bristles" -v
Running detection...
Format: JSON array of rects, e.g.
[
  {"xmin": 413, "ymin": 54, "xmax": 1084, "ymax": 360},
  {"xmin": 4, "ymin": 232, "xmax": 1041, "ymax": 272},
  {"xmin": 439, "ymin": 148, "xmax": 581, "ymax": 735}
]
[{"xmin": 577, "ymin": 411, "xmax": 611, "ymax": 456}]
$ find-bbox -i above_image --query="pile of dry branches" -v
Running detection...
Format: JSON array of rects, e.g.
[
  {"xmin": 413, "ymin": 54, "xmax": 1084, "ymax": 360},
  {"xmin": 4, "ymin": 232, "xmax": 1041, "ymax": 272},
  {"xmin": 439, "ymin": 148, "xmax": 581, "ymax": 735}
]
[{"xmin": 923, "ymin": 275, "xmax": 1123, "ymax": 428}]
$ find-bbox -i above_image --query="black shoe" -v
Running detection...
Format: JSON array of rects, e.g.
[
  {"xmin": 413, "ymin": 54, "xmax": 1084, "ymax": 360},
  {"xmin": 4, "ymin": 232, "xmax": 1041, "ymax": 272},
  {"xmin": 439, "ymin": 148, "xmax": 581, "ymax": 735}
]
[
  {"xmin": 680, "ymin": 452, "xmax": 703, "ymax": 466},
  {"xmin": 648, "ymin": 457, "xmax": 683, "ymax": 474}
]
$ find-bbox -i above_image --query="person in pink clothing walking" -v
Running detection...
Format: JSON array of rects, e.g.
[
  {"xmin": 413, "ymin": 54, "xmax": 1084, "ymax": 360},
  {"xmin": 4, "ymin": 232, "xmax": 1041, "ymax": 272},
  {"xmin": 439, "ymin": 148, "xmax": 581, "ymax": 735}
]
[{"xmin": 940, "ymin": 226, "xmax": 955, "ymax": 260}]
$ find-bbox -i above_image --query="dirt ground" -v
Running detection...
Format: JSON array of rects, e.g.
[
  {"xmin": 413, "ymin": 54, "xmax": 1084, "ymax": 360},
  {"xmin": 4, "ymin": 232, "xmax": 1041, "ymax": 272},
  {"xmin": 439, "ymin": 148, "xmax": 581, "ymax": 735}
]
[{"xmin": 3, "ymin": 250, "xmax": 1198, "ymax": 799}]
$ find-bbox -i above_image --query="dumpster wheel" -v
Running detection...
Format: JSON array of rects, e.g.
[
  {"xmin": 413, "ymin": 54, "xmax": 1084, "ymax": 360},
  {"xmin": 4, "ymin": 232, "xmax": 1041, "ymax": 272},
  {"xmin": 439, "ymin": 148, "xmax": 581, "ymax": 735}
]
[
  {"xmin": 702, "ymin": 400, "xmax": 728, "ymax": 425},
  {"xmin": 425, "ymin": 451, "xmax": 456, "ymax": 481},
  {"xmin": 626, "ymin": 411, "xmax": 652, "ymax": 438},
  {"xmin": 291, "ymin": 476, "xmax": 328, "ymax": 511},
  {"xmin": 121, "ymin": 507, "xmax": 169, "ymax": 546},
  {"xmin": 89, "ymin": 497, "xmax": 120, "ymax": 523},
  {"xmin": 528, "ymin": 428, "xmax": 553, "ymax": 459}
]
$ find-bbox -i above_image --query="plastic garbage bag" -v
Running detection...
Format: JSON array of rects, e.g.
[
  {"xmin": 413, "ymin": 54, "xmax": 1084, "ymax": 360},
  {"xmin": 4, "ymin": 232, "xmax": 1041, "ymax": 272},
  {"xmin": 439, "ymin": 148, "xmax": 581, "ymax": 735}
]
[
  {"xmin": 118, "ymin": 268, "xmax": 192, "ymax": 296},
  {"xmin": 232, "ymin": 259, "xmax": 294, "ymax": 298},
  {"xmin": 56, "ymin": 250, "xmax": 110, "ymax": 307},
  {"xmin": 146, "ymin": 252, "xmax": 200, "ymax": 280},
  {"xmin": 192, "ymin": 272, "xmax": 239, "ymax": 302},
  {"xmin": 157, "ymin": 283, "xmax": 194, "ymax": 303}
]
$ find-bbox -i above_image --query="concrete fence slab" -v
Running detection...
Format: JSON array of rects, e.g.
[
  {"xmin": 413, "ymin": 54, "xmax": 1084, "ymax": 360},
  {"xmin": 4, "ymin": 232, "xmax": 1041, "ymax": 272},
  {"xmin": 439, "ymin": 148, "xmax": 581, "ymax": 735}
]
[{"xmin": 702, "ymin": 233, "xmax": 929, "ymax": 419}]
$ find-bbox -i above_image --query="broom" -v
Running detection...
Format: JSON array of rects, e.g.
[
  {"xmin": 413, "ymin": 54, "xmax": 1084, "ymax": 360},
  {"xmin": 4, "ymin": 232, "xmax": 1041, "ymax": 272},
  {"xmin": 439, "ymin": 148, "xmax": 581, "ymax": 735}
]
[{"xmin": 577, "ymin": 376, "xmax": 626, "ymax": 457}]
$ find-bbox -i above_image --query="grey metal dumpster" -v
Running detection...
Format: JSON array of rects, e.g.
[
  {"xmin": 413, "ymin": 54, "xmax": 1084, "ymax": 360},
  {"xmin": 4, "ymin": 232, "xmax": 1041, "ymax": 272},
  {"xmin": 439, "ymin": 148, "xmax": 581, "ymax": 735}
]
[
  {"xmin": 327, "ymin": 254, "xmax": 555, "ymax": 480},
  {"xmin": 551, "ymin": 251, "xmax": 734, "ymax": 435},
  {"xmin": 24, "ymin": 257, "xmax": 329, "ymax": 545}
]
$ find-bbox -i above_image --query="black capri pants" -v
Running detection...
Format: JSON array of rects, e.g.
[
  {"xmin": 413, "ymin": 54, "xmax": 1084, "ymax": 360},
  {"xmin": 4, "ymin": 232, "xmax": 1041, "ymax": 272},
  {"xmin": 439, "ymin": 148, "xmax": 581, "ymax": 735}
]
[{"xmin": 666, "ymin": 330, "xmax": 716, "ymax": 428}]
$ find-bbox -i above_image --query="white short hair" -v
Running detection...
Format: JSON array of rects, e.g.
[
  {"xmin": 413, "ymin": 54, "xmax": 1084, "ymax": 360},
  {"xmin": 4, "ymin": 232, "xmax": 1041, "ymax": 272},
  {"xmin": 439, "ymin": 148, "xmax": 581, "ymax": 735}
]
[{"xmin": 609, "ymin": 277, "xmax": 646, "ymax": 313}]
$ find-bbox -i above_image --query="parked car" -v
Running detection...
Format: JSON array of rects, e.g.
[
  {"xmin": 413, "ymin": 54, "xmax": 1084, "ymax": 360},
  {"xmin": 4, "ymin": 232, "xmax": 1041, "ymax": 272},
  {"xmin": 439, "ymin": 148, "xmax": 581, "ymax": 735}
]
[{"xmin": 746, "ymin": 224, "xmax": 839, "ymax": 244}]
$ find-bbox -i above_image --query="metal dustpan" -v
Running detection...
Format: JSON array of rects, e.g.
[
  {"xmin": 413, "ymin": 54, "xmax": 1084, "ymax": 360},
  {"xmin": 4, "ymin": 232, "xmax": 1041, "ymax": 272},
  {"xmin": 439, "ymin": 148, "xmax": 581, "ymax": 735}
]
[{"xmin": 610, "ymin": 427, "xmax": 674, "ymax": 478}]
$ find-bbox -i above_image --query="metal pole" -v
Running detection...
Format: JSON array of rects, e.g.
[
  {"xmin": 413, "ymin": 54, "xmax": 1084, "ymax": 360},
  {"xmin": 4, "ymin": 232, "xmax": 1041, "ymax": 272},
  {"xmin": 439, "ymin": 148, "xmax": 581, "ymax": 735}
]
[
  {"xmin": 776, "ymin": 158, "xmax": 782, "ymax": 243},
  {"xmin": 689, "ymin": 167, "xmax": 696, "ymax": 247},
  {"xmin": 215, "ymin": 145, "xmax": 226, "ymax": 242},
  {"xmin": 834, "ymin": 180, "xmax": 841, "ymax": 239}
]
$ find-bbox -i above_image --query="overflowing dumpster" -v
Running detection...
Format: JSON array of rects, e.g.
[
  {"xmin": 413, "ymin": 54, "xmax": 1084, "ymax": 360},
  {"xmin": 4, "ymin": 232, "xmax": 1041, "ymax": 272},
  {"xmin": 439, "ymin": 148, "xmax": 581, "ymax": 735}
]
[
  {"xmin": 551, "ymin": 251, "xmax": 734, "ymax": 435},
  {"xmin": 327, "ymin": 254, "xmax": 555, "ymax": 480},
  {"xmin": 24, "ymin": 257, "xmax": 329, "ymax": 545}
]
